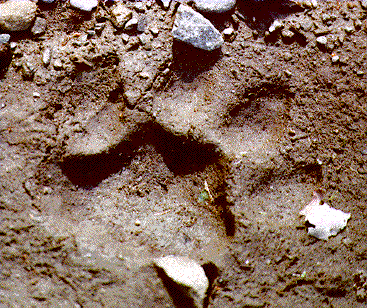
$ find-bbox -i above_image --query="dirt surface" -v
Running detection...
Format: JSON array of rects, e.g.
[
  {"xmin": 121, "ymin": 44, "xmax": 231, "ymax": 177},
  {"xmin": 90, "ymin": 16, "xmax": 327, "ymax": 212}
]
[{"xmin": 0, "ymin": 0, "xmax": 367, "ymax": 307}]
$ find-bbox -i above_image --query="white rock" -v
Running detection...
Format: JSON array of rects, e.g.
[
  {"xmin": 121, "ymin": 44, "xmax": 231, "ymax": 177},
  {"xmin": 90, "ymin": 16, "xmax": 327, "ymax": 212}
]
[
  {"xmin": 70, "ymin": 0, "xmax": 98, "ymax": 12},
  {"xmin": 110, "ymin": 3, "xmax": 133, "ymax": 28},
  {"xmin": 125, "ymin": 17, "xmax": 138, "ymax": 31},
  {"xmin": 42, "ymin": 47, "xmax": 52, "ymax": 66},
  {"xmin": 172, "ymin": 5, "xmax": 224, "ymax": 51},
  {"xmin": 194, "ymin": 0, "xmax": 236, "ymax": 13},
  {"xmin": 0, "ymin": 0, "xmax": 37, "ymax": 31},
  {"xmin": 154, "ymin": 256, "xmax": 209, "ymax": 308},
  {"xmin": 300, "ymin": 191, "xmax": 351, "ymax": 240},
  {"xmin": 316, "ymin": 36, "xmax": 327, "ymax": 45},
  {"xmin": 160, "ymin": 0, "xmax": 171, "ymax": 9},
  {"xmin": 269, "ymin": 20, "xmax": 283, "ymax": 33}
]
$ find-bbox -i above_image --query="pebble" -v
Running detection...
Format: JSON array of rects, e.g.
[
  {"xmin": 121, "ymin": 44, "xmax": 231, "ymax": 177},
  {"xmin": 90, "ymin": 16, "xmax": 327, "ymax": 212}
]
[
  {"xmin": 134, "ymin": 2, "xmax": 145, "ymax": 12},
  {"xmin": 344, "ymin": 23, "xmax": 355, "ymax": 34},
  {"xmin": 281, "ymin": 29, "xmax": 294, "ymax": 40},
  {"xmin": 331, "ymin": 54, "xmax": 339, "ymax": 63},
  {"xmin": 41, "ymin": 0, "xmax": 56, "ymax": 3},
  {"xmin": 0, "ymin": 0, "xmax": 37, "ymax": 31},
  {"xmin": 110, "ymin": 3, "xmax": 133, "ymax": 28},
  {"xmin": 125, "ymin": 17, "xmax": 138, "ymax": 31},
  {"xmin": 42, "ymin": 48, "xmax": 52, "ymax": 66},
  {"xmin": 172, "ymin": 5, "xmax": 224, "ymax": 51},
  {"xmin": 94, "ymin": 22, "xmax": 105, "ymax": 34},
  {"xmin": 154, "ymin": 256, "xmax": 209, "ymax": 308},
  {"xmin": 194, "ymin": 0, "xmax": 236, "ymax": 14},
  {"xmin": 53, "ymin": 58, "xmax": 63, "ymax": 70},
  {"xmin": 316, "ymin": 35, "xmax": 327, "ymax": 46},
  {"xmin": 70, "ymin": 0, "xmax": 98, "ymax": 12},
  {"xmin": 22, "ymin": 59, "xmax": 36, "ymax": 80},
  {"xmin": 0, "ymin": 34, "xmax": 10, "ymax": 44},
  {"xmin": 361, "ymin": 0, "xmax": 367, "ymax": 9},
  {"xmin": 134, "ymin": 219, "xmax": 141, "ymax": 226},
  {"xmin": 159, "ymin": 0, "xmax": 171, "ymax": 10},
  {"xmin": 137, "ymin": 16, "xmax": 148, "ymax": 33},
  {"xmin": 31, "ymin": 17, "xmax": 47, "ymax": 37}
]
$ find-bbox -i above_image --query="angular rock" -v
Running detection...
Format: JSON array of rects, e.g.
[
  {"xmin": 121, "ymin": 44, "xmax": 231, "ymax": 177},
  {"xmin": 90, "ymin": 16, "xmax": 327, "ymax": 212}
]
[
  {"xmin": 31, "ymin": 17, "xmax": 47, "ymax": 37},
  {"xmin": 0, "ymin": 0, "xmax": 37, "ymax": 31},
  {"xmin": 70, "ymin": 0, "xmax": 98, "ymax": 12},
  {"xmin": 172, "ymin": 5, "xmax": 224, "ymax": 51},
  {"xmin": 110, "ymin": 3, "xmax": 133, "ymax": 28},
  {"xmin": 194, "ymin": 0, "xmax": 236, "ymax": 14},
  {"xmin": 154, "ymin": 256, "xmax": 209, "ymax": 308}
]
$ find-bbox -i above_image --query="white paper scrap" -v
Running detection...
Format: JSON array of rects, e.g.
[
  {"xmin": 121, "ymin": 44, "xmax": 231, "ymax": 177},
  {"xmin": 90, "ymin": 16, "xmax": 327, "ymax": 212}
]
[{"xmin": 300, "ymin": 191, "xmax": 351, "ymax": 240}]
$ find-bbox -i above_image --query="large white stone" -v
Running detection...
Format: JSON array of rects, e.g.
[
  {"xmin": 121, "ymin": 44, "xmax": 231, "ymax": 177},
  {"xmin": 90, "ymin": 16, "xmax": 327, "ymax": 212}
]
[
  {"xmin": 154, "ymin": 256, "xmax": 209, "ymax": 308},
  {"xmin": 70, "ymin": 0, "xmax": 98, "ymax": 12},
  {"xmin": 194, "ymin": 0, "xmax": 236, "ymax": 13},
  {"xmin": 172, "ymin": 5, "xmax": 224, "ymax": 51}
]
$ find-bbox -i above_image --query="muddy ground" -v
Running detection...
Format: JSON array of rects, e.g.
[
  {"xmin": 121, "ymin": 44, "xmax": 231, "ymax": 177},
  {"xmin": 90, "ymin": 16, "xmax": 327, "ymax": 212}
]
[{"xmin": 0, "ymin": 0, "xmax": 366, "ymax": 307}]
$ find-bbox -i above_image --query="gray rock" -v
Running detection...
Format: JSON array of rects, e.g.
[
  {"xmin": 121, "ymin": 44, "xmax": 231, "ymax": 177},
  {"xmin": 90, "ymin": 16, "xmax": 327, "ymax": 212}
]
[
  {"xmin": 361, "ymin": 0, "xmax": 367, "ymax": 9},
  {"xmin": 31, "ymin": 18, "xmax": 47, "ymax": 37},
  {"xmin": 125, "ymin": 17, "xmax": 138, "ymax": 31},
  {"xmin": 154, "ymin": 256, "xmax": 209, "ymax": 308},
  {"xmin": 172, "ymin": 5, "xmax": 224, "ymax": 51},
  {"xmin": 41, "ymin": 0, "xmax": 56, "ymax": 3},
  {"xmin": 194, "ymin": 0, "xmax": 236, "ymax": 13},
  {"xmin": 0, "ymin": 34, "xmax": 10, "ymax": 44}
]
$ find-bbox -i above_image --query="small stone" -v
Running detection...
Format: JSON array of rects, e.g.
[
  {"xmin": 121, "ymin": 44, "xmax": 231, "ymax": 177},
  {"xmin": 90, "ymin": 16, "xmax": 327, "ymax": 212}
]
[
  {"xmin": 134, "ymin": 219, "xmax": 141, "ymax": 226},
  {"xmin": 94, "ymin": 22, "xmax": 105, "ymax": 34},
  {"xmin": 110, "ymin": 3, "xmax": 133, "ymax": 28},
  {"xmin": 357, "ymin": 70, "xmax": 365, "ymax": 76},
  {"xmin": 331, "ymin": 54, "xmax": 339, "ymax": 63},
  {"xmin": 121, "ymin": 33, "xmax": 130, "ymax": 44},
  {"xmin": 150, "ymin": 26, "xmax": 159, "ymax": 36},
  {"xmin": 33, "ymin": 92, "xmax": 40, "ymax": 98},
  {"xmin": 0, "ymin": 34, "xmax": 10, "ymax": 44},
  {"xmin": 42, "ymin": 48, "xmax": 52, "ymax": 66},
  {"xmin": 154, "ymin": 256, "xmax": 209, "ymax": 308},
  {"xmin": 281, "ymin": 29, "xmax": 294, "ymax": 41},
  {"xmin": 125, "ymin": 17, "xmax": 138, "ymax": 31},
  {"xmin": 70, "ymin": 0, "xmax": 98, "ymax": 12},
  {"xmin": 223, "ymin": 27, "xmax": 234, "ymax": 36},
  {"xmin": 41, "ymin": 0, "xmax": 56, "ymax": 3},
  {"xmin": 283, "ymin": 52, "xmax": 292, "ymax": 61},
  {"xmin": 355, "ymin": 19, "xmax": 362, "ymax": 29},
  {"xmin": 0, "ymin": 0, "xmax": 37, "ymax": 31},
  {"xmin": 22, "ymin": 59, "xmax": 36, "ymax": 80},
  {"xmin": 10, "ymin": 42, "xmax": 17, "ymax": 49},
  {"xmin": 194, "ymin": 0, "xmax": 236, "ymax": 14},
  {"xmin": 300, "ymin": 19, "xmax": 313, "ymax": 31},
  {"xmin": 53, "ymin": 58, "xmax": 63, "ymax": 70},
  {"xmin": 31, "ymin": 17, "xmax": 47, "ymax": 37},
  {"xmin": 139, "ymin": 71, "xmax": 150, "ymax": 79},
  {"xmin": 344, "ymin": 23, "xmax": 355, "ymax": 34},
  {"xmin": 361, "ymin": 0, "xmax": 367, "ymax": 9},
  {"xmin": 134, "ymin": 2, "xmax": 145, "ymax": 12},
  {"xmin": 124, "ymin": 89, "xmax": 141, "ymax": 106},
  {"xmin": 316, "ymin": 35, "xmax": 327, "ymax": 46},
  {"xmin": 86, "ymin": 30, "xmax": 96, "ymax": 37},
  {"xmin": 172, "ymin": 5, "xmax": 224, "ymax": 51},
  {"xmin": 159, "ymin": 0, "xmax": 171, "ymax": 10},
  {"xmin": 269, "ymin": 20, "xmax": 283, "ymax": 33}
]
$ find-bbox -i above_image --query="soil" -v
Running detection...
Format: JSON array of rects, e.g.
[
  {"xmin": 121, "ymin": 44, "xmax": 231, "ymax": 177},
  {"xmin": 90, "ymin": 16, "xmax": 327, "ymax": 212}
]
[{"xmin": 0, "ymin": 0, "xmax": 366, "ymax": 307}]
